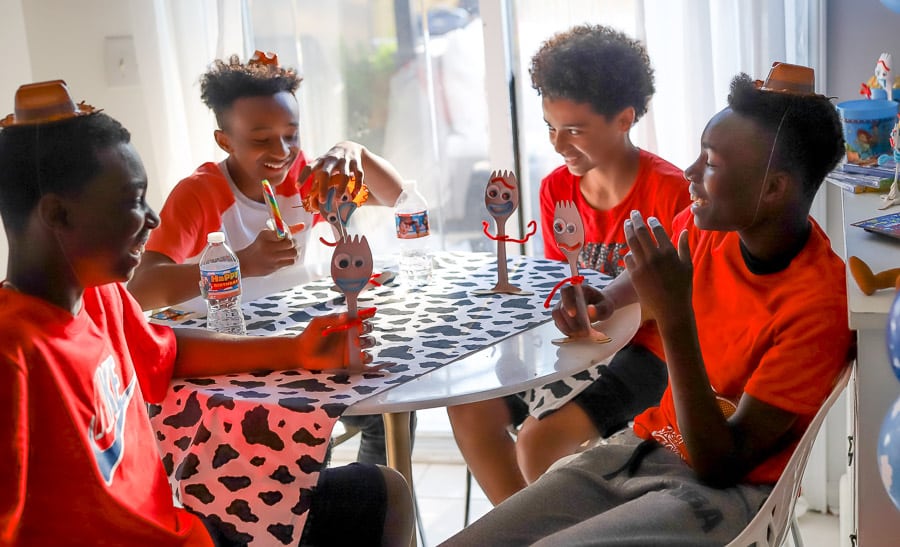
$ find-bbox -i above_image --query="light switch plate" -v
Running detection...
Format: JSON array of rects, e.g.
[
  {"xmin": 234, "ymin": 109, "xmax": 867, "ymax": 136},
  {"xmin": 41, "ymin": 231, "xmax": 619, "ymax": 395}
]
[{"xmin": 104, "ymin": 35, "xmax": 140, "ymax": 87}]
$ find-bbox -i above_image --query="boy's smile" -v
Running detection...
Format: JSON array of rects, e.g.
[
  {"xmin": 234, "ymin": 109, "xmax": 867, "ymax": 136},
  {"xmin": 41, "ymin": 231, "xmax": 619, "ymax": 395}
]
[
  {"xmin": 217, "ymin": 91, "xmax": 301, "ymax": 199},
  {"xmin": 64, "ymin": 143, "xmax": 160, "ymax": 286},
  {"xmin": 684, "ymin": 109, "xmax": 771, "ymax": 232},
  {"xmin": 542, "ymin": 97, "xmax": 621, "ymax": 177}
]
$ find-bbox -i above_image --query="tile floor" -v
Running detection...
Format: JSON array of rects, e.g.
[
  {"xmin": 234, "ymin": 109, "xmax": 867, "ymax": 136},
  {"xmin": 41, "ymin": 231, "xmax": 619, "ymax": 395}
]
[{"xmin": 331, "ymin": 408, "xmax": 842, "ymax": 547}]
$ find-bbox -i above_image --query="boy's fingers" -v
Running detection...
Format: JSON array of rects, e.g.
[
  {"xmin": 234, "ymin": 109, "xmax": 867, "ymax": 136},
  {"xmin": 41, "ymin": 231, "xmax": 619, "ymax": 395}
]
[
  {"xmin": 677, "ymin": 229, "xmax": 692, "ymax": 263},
  {"xmin": 647, "ymin": 216, "xmax": 678, "ymax": 254}
]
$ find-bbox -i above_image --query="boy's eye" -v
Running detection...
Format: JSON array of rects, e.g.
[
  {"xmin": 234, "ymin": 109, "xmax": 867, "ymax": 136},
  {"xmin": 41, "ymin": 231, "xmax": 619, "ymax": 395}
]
[{"xmin": 568, "ymin": 129, "xmax": 580, "ymax": 136}]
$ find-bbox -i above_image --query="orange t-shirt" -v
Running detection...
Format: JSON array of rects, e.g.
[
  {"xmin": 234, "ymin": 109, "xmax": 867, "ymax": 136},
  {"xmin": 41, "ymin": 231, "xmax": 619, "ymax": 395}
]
[
  {"xmin": 539, "ymin": 149, "xmax": 692, "ymax": 360},
  {"xmin": 632, "ymin": 210, "xmax": 851, "ymax": 484}
]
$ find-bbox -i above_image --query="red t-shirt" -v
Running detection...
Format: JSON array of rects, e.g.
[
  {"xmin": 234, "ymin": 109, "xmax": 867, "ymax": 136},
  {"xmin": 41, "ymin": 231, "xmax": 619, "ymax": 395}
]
[
  {"xmin": 147, "ymin": 155, "xmax": 315, "ymax": 264},
  {"xmin": 632, "ymin": 210, "xmax": 851, "ymax": 484},
  {"xmin": 539, "ymin": 149, "xmax": 691, "ymax": 359},
  {"xmin": 0, "ymin": 284, "xmax": 212, "ymax": 546}
]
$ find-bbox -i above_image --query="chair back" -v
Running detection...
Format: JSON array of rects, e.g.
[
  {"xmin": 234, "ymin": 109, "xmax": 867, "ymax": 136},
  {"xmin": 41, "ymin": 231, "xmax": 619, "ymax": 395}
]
[{"xmin": 725, "ymin": 363, "xmax": 852, "ymax": 547}]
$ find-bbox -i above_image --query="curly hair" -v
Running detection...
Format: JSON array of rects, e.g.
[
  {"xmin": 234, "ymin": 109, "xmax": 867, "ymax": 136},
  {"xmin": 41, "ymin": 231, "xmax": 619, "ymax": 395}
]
[
  {"xmin": 529, "ymin": 24, "xmax": 655, "ymax": 122},
  {"xmin": 200, "ymin": 54, "xmax": 303, "ymax": 127},
  {"xmin": 727, "ymin": 73, "xmax": 844, "ymax": 199},
  {"xmin": 0, "ymin": 112, "xmax": 131, "ymax": 234}
]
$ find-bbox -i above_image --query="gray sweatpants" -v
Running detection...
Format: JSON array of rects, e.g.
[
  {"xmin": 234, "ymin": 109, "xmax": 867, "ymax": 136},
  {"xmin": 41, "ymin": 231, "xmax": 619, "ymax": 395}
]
[{"xmin": 441, "ymin": 430, "xmax": 771, "ymax": 547}]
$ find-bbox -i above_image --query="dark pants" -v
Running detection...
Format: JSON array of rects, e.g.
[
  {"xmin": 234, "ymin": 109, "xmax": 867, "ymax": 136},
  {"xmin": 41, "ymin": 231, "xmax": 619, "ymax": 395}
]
[
  {"xmin": 506, "ymin": 343, "xmax": 668, "ymax": 437},
  {"xmin": 329, "ymin": 412, "xmax": 418, "ymax": 465}
]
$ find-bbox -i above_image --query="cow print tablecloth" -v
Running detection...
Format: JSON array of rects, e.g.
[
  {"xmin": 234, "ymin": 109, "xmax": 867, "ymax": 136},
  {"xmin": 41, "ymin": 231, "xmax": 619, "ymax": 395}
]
[{"xmin": 149, "ymin": 252, "xmax": 611, "ymax": 545}]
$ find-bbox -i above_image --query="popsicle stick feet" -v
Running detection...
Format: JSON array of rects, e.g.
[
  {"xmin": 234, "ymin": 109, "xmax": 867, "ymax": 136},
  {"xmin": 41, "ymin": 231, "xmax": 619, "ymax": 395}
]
[{"xmin": 551, "ymin": 328, "xmax": 612, "ymax": 346}]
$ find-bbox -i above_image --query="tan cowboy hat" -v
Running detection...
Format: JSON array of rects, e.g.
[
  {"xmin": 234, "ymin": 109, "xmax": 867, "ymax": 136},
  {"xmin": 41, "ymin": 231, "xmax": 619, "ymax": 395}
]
[
  {"xmin": 755, "ymin": 62, "xmax": 816, "ymax": 95},
  {"xmin": 0, "ymin": 79, "xmax": 97, "ymax": 128}
]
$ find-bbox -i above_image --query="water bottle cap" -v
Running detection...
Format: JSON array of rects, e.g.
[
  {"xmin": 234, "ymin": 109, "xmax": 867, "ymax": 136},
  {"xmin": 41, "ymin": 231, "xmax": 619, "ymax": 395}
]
[{"xmin": 207, "ymin": 231, "xmax": 226, "ymax": 244}]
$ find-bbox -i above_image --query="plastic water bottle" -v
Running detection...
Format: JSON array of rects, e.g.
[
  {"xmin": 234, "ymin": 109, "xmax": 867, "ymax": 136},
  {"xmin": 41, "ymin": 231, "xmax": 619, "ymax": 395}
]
[
  {"xmin": 395, "ymin": 180, "xmax": 433, "ymax": 286},
  {"xmin": 199, "ymin": 231, "xmax": 246, "ymax": 335}
]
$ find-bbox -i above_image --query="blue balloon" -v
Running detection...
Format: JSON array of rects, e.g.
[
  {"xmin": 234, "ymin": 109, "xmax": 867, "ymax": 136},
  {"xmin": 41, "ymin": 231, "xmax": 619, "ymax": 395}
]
[
  {"xmin": 878, "ymin": 395, "xmax": 900, "ymax": 510},
  {"xmin": 888, "ymin": 290, "xmax": 900, "ymax": 383},
  {"xmin": 883, "ymin": 0, "xmax": 900, "ymax": 13}
]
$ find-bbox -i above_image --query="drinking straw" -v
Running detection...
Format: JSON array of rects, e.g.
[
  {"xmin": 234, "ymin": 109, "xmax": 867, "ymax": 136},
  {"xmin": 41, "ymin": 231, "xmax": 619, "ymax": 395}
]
[{"xmin": 261, "ymin": 179, "xmax": 290, "ymax": 239}]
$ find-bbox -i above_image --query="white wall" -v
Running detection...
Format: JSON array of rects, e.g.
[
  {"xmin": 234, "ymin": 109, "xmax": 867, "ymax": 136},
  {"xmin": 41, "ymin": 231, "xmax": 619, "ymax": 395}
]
[{"xmin": 0, "ymin": 0, "xmax": 32, "ymax": 277}]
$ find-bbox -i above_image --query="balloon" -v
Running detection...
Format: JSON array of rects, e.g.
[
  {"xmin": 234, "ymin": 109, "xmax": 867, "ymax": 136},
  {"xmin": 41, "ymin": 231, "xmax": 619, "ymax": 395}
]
[
  {"xmin": 878, "ymin": 395, "xmax": 900, "ymax": 510},
  {"xmin": 882, "ymin": 0, "xmax": 900, "ymax": 13},
  {"xmin": 887, "ymin": 290, "xmax": 900, "ymax": 382}
]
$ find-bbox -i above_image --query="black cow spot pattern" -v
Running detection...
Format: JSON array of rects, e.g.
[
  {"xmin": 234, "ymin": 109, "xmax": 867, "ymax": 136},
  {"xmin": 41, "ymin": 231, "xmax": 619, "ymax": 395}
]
[{"xmin": 148, "ymin": 253, "xmax": 611, "ymax": 545}]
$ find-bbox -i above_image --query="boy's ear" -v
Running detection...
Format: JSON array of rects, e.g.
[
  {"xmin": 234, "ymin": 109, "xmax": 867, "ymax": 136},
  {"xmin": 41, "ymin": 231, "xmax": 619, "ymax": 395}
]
[
  {"xmin": 36, "ymin": 194, "xmax": 70, "ymax": 231},
  {"xmin": 615, "ymin": 107, "xmax": 636, "ymax": 131},
  {"xmin": 214, "ymin": 129, "xmax": 233, "ymax": 155},
  {"xmin": 762, "ymin": 171, "xmax": 793, "ymax": 205}
]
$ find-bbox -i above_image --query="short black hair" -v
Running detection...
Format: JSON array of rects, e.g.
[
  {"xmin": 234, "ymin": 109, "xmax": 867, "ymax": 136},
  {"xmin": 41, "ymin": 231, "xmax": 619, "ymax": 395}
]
[
  {"xmin": 200, "ymin": 54, "xmax": 303, "ymax": 128},
  {"xmin": 727, "ymin": 74, "xmax": 844, "ymax": 199},
  {"xmin": 529, "ymin": 24, "xmax": 655, "ymax": 122},
  {"xmin": 0, "ymin": 112, "xmax": 130, "ymax": 234}
]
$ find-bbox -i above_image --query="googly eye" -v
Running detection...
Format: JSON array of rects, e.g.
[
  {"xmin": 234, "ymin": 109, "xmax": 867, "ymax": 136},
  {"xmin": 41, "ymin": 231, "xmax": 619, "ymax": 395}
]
[
  {"xmin": 333, "ymin": 252, "xmax": 351, "ymax": 269},
  {"xmin": 353, "ymin": 257, "xmax": 366, "ymax": 268},
  {"xmin": 501, "ymin": 191, "xmax": 511, "ymax": 201},
  {"xmin": 486, "ymin": 185, "xmax": 500, "ymax": 199},
  {"xmin": 566, "ymin": 223, "xmax": 577, "ymax": 234},
  {"xmin": 553, "ymin": 219, "xmax": 565, "ymax": 234}
]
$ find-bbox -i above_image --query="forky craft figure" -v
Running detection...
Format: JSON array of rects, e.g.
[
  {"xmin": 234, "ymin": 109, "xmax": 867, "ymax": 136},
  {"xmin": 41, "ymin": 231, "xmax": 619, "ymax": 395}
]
[
  {"xmin": 472, "ymin": 170, "xmax": 537, "ymax": 296},
  {"xmin": 543, "ymin": 200, "xmax": 612, "ymax": 345},
  {"xmin": 326, "ymin": 234, "xmax": 379, "ymax": 374},
  {"xmin": 879, "ymin": 116, "xmax": 900, "ymax": 210},
  {"xmin": 302, "ymin": 174, "xmax": 394, "ymax": 289}
]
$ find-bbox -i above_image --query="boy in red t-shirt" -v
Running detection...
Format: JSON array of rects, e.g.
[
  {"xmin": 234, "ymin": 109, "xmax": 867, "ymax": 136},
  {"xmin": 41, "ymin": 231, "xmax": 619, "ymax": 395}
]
[
  {"xmin": 448, "ymin": 24, "xmax": 690, "ymax": 505},
  {"xmin": 127, "ymin": 51, "xmax": 404, "ymax": 468},
  {"xmin": 0, "ymin": 81, "xmax": 412, "ymax": 547},
  {"xmin": 443, "ymin": 66, "xmax": 851, "ymax": 545}
]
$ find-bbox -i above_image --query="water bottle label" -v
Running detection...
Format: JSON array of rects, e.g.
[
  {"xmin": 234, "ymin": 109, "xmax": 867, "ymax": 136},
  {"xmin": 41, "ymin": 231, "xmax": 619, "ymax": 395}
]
[
  {"xmin": 201, "ymin": 265, "xmax": 241, "ymax": 299},
  {"xmin": 395, "ymin": 210, "xmax": 430, "ymax": 239}
]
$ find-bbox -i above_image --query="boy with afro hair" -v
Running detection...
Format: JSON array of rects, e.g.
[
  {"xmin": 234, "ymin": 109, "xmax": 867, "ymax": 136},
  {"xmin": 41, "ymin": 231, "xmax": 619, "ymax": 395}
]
[
  {"xmin": 443, "ymin": 66, "xmax": 851, "ymax": 546},
  {"xmin": 448, "ymin": 24, "xmax": 690, "ymax": 505},
  {"xmin": 128, "ymin": 51, "xmax": 406, "ymax": 467}
]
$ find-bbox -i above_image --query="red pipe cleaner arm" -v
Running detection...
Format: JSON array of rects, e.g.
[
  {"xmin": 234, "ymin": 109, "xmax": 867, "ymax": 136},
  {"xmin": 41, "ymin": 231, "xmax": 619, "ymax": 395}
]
[
  {"xmin": 543, "ymin": 275, "xmax": 584, "ymax": 308},
  {"xmin": 322, "ymin": 307, "xmax": 378, "ymax": 336},
  {"xmin": 503, "ymin": 220, "xmax": 537, "ymax": 244},
  {"xmin": 482, "ymin": 219, "xmax": 538, "ymax": 244}
]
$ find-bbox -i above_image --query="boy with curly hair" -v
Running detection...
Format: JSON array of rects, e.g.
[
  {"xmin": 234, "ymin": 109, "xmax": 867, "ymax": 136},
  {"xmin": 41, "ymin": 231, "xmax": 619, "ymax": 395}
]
[
  {"xmin": 128, "ymin": 51, "xmax": 404, "ymax": 466},
  {"xmin": 448, "ymin": 24, "xmax": 690, "ymax": 504},
  {"xmin": 443, "ymin": 66, "xmax": 851, "ymax": 546},
  {"xmin": 0, "ymin": 80, "xmax": 413, "ymax": 546},
  {"xmin": 129, "ymin": 51, "xmax": 403, "ymax": 310}
]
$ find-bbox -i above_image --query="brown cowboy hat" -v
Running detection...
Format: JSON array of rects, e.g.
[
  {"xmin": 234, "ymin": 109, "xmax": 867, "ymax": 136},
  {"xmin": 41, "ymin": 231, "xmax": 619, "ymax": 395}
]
[
  {"xmin": 755, "ymin": 62, "xmax": 816, "ymax": 95},
  {"xmin": 0, "ymin": 79, "xmax": 97, "ymax": 128}
]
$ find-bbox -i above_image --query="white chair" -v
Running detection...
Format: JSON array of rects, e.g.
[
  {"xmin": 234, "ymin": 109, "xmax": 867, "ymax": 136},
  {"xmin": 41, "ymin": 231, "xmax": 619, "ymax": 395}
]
[{"xmin": 725, "ymin": 363, "xmax": 852, "ymax": 547}]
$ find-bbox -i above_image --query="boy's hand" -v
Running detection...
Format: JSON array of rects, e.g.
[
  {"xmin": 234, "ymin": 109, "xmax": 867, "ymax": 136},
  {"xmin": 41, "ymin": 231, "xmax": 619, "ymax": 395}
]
[
  {"xmin": 237, "ymin": 229, "xmax": 300, "ymax": 277},
  {"xmin": 551, "ymin": 284, "xmax": 614, "ymax": 335},
  {"xmin": 622, "ymin": 211, "xmax": 693, "ymax": 322},
  {"xmin": 298, "ymin": 141, "xmax": 366, "ymax": 204},
  {"xmin": 295, "ymin": 309, "xmax": 377, "ymax": 371}
]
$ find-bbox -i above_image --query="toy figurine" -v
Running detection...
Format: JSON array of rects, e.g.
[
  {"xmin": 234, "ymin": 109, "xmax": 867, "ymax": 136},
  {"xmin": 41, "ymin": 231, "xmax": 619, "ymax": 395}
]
[
  {"xmin": 302, "ymin": 172, "xmax": 368, "ymax": 241},
  {"xmin": 329, "ymin": 234, "xmax": 377, "ymax": 373},
  {"xmin": 848, "ymin": 255, "xmax": 900, "ymax": 295},
  {"xmin": 472, "ymin": 170, "xmax": 537, "ymax": 296},
  {"xmin": 544, "ymin": 200, "xmax": 611, "ymax": 345},
  {"xmin": 879, "ymin": 117, "xmax": 900, "ymax": 209},
  {"xmin": 877, "ymin": 53, "xmax": 894, "ymax": 102}
]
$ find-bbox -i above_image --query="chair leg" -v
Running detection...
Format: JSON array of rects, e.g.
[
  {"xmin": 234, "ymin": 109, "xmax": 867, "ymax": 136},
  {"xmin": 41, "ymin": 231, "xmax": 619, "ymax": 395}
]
[
  {"xmin": 464, "ymin": 467, "xmax": 473, "ymax": 527},
  {"xmin": 789, "ymin": 515, "xmax": 803, "ymax": 547},
  {"xmin": 414, "ymin": 492, "xmax": 426, "ymax": 547}
]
